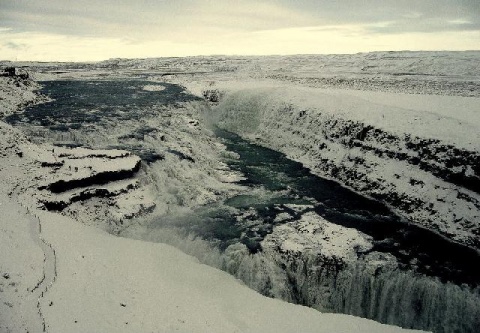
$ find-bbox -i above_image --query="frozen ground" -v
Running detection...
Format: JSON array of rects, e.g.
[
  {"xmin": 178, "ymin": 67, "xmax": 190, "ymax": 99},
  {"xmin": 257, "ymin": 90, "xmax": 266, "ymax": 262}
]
[{"xmin": 1, "ymin": 51, "xmax": 479, "ymax": 332}]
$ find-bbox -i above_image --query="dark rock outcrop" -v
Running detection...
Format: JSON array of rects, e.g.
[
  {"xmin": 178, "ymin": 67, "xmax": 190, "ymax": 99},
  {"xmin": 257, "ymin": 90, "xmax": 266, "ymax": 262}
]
[{"xmin": 39, "ymin": 160, "xmax": 141, "ymax": 194}]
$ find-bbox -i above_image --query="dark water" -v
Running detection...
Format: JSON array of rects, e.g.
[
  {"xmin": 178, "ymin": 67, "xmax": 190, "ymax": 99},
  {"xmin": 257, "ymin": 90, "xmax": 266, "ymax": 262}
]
[
  {"xmin": 203, "ymin": 129, "xmax": 480, "ymax": 287},
  {"xmin": 6, "ymin": 80, "xmax": 200, "ymax": 131},
  {"xmin": 6, "ymin": 79, "xmax": 200, "ymax": 162}
]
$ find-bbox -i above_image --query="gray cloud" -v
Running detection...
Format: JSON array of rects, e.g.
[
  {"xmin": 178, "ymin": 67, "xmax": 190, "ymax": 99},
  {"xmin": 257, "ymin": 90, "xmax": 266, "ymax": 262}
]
[
  {"xmin": 0, "ymin": 0, "xmax": 182, "ymax": 37},
  {"xmin": 0, "ymin": 0, "xmax": 317, "ymax": 42},
  {"xmin": 0, "ymin": 0, "xmax": 479, "ymax": 40},
  {"xmin": 366, "ymin": 18, "xmax": 480, "ymax": 34},
  {"xmin": 277, "ymin": 0, "xmax": 480, "ymax": 33},
  {"xmin": 3, "ymin": 41, "xmax": 27, "ymax": 50}
]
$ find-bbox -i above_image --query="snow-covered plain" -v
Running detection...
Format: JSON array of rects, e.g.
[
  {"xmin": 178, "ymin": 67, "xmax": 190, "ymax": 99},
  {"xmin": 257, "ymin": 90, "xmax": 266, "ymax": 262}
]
[
  {"xmin": 2, "ymin": 51, "xmax": 480, "ymax": 333},
  {"xmin": 0, "ymin": 57, "xmax": 433, "ymax": 333}
]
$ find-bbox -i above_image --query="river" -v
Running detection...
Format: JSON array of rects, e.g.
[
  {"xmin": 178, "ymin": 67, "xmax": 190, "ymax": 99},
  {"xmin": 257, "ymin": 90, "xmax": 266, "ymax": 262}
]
[{"xmin": 8, "ymin": 79, "xmax": 480, "ymax": 333}]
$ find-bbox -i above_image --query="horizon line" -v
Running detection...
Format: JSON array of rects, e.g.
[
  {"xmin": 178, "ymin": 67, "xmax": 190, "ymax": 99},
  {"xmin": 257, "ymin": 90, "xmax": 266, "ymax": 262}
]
[{"xmin": 1, "ymin": 49, "xmax": 479, "ymax": 64}]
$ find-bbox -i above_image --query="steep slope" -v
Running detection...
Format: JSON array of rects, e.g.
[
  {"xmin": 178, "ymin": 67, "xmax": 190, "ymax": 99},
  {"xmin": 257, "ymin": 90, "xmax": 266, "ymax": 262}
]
[{"xmin": 211, "ymin": 86, "xmax": 480, "ymax": 249}]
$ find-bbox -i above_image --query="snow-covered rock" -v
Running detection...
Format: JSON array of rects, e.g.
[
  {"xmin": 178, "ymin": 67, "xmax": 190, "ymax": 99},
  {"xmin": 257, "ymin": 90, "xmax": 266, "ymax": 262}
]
[
  {"xmin": 211, "ymin": 86, "xmax": 480, "ymax": 249},
  {"xmin": 35, "ymin": 209, "xmax": 423, "ymax": 333},
  {"xmin": 262, "ymin": 211, "xmax": 373, "ymax": 262}
]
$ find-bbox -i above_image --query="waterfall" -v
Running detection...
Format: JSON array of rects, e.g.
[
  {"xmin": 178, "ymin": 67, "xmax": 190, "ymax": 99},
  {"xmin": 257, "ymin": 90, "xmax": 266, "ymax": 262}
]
[
  {"xmin": 130, "ymin": 224, "xmax": 480, "ymax": 333},
  {"xmin": 226, "ymin": 246, "xmax": 480, "ymax": 333},
  {"xmin": 310, "ymin": 262, "xmax": 480, "ymax": 333}
]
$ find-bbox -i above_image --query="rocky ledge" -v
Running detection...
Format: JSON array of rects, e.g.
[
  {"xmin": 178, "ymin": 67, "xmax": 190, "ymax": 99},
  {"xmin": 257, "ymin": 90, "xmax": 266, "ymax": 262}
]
[
  {"xmin": 25, "ymin": 145, "xmax": 151, "ymax": 222},
  {"xmin": 0, "ymin": 125, "xmax": 154, "ymax": 229}
]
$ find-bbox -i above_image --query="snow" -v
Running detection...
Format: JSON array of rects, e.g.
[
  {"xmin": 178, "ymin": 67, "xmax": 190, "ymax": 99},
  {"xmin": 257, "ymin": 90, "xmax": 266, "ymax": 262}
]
[
  {"xmin": 0, "ymin": 65, "xmax": 428, "ymax": 333},
  {"xmin": 317, "ymin": 88, "xmax": 480, "ymax": 130},
  {"xmin": 263, "ymin": 212, "xmax": 373, "ymax": 261},
  {"xmin": 36, "ymin": 209, "xmax": 421, "ymax": 333},
  {"xmin": 289, "ymin": 88, "xmax": 480, "ymax": 151},
  {"xmin": 0, "ymin": 194, "xmax": 45, "ymax": 333},
  {"xmin": 201, "ymin": 83, "xmax": 480, "ymax": 151},
  {"xmin": 142, "ymin": 84, "xmax": 166, "ymax": 92}
]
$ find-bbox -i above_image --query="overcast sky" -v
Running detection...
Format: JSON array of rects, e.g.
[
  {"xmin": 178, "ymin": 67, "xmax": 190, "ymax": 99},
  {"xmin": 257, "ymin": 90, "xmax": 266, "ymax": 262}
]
[{"xmin": 1, "ymin": 0, "xmax": 479, "ymax": 61}]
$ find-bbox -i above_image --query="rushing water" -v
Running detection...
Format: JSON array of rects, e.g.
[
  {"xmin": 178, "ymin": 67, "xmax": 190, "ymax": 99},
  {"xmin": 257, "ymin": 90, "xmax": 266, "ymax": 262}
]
[
  {"xmin": 138, "ymin": 127, "xmax": 480, "ymax": 333},
  {"xmin": 148, "ymin": 127, "xmax": 477, "ymax": 282},
  {"xmin": 208, "ymin": 130, "xmax": 480, "ymax": 333},
  {"xmin": 11, "ymin": 79, "xmax": 480, "ymax": 333}
]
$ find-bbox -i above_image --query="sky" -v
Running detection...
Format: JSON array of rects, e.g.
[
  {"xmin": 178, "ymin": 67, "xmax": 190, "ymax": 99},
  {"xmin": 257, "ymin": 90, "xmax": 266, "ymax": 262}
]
[{"xmin": 0, "ymin": 0, "xmax": 479, "ymax": 61}]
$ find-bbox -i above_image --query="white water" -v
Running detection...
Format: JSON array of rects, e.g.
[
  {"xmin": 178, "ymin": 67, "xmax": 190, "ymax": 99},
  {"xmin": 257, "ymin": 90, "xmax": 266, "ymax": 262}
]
[{"xmin": 123, "ymin": 223, "xmax": 480, "ymax": 333}]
